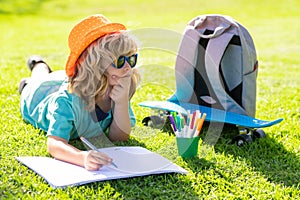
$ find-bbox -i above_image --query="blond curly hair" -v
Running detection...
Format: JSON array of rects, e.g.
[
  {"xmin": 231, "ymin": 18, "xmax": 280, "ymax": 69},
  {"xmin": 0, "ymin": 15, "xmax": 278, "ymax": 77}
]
[{"xmin": 69, "ymin": 31, "xmax": 140, "ymax": 111}]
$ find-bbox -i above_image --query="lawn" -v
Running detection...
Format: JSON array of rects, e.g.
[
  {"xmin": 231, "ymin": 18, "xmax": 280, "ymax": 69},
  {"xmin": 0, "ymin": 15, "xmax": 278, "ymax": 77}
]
[{"xmin": 0, "ymin": 0, "xmax": 299, "ymax": 199}]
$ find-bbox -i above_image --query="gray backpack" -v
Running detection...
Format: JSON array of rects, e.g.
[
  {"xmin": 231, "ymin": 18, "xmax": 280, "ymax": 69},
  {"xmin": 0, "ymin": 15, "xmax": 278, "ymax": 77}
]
[{"xmin": 168, "ymin": 14, "xmax": 258, "ymax": 117}]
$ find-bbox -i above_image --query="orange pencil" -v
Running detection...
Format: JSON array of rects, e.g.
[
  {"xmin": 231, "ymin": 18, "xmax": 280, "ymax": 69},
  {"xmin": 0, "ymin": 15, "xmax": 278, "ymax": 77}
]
[{"xmin": 196, "ymin": 113, "xmax": 206, "ymax": 136}]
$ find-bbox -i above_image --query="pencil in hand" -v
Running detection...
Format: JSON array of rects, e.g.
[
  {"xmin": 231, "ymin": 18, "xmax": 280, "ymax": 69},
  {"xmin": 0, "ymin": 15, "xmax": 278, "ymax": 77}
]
[{"xmin": 80, "ymin": 137, "xmax": 118, "ymax": 168}]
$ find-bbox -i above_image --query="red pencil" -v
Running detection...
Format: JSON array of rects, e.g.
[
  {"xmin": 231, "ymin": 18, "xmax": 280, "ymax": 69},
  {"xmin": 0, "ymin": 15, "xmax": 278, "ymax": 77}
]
[{"xmin": 190, "ymin": 111, "xmax": 196, "ymax": 129}]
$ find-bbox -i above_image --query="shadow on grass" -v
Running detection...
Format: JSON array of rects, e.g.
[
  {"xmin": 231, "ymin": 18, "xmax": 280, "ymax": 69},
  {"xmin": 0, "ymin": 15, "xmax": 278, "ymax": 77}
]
[
  {"xmin": 212, "ymin": 128, "xmax": 300, "ymax": 188},
  {"xmin": 69, "ymin": 125, "xmax": 299, "ymax": 196},
  {"xmin": 70, "ymin": 136, "xmax": 200, "ymax": 199}
]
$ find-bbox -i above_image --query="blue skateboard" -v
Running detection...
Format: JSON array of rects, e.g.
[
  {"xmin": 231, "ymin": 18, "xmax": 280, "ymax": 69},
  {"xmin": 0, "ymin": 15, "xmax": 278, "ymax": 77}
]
[{"xmin": 139, "ymin": 101, "xmax": 283, "ymax": 146}]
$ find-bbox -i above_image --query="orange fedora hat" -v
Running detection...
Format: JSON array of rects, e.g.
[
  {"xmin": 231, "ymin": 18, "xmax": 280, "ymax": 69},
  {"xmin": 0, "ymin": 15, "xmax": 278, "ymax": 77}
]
[{"xmin": 65, "ymin": 14, "xmax": 126, "ymax": 77}]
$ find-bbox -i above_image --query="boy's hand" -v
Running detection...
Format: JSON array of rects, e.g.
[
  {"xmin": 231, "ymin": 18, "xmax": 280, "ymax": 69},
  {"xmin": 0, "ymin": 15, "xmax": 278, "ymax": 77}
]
[
  {"xmin": 84, "ymin": 150, "xmax": 113, "ymax": 171},
  {"xmin": 109, "ymin": 72, "xmax": 132, "ymax": 104}
]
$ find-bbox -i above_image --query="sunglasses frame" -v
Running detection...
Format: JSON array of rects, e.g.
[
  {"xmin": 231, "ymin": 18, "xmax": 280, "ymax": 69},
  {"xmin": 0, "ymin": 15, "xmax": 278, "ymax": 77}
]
[{"xmin": 112, "ymin": 53, "xmax": 138, "ymax": 69}]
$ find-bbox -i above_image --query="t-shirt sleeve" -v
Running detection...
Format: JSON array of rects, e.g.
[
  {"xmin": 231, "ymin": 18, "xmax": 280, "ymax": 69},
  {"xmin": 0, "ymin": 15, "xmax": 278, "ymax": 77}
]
[
  {"xmin": 129, "ymin": 103, "xmax": 136, "ymax": 127},
  {"xmin": 46, "ymin": 96, "xmax": 75, "ymax": 142}
]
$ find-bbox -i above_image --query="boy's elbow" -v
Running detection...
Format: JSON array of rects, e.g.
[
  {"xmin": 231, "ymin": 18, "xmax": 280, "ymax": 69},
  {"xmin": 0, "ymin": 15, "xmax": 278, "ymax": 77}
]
[
  {"xmin": 120, "ymin": 129, "xmax": 131, "ymax": 141},
  {"xmin": 46, "ymin": 136, "xmax": 67, "ymax": 157},
  {"xmin": 47, "ymin": 137, "xmax": 56, "ymax": 156},
  {"xmin": 109, "ymin": 130, "xmax": 130, "ymax": 142},
  {"xmin": 119, "ymin": 133, "xmax": 130, "ymax": 142}
]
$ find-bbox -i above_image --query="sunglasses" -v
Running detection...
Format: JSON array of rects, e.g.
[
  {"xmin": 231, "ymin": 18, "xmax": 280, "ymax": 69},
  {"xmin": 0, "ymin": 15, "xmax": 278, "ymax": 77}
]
[{"xmin": 112, "ymin": 54, "xmax": 138, "ymax": 69}]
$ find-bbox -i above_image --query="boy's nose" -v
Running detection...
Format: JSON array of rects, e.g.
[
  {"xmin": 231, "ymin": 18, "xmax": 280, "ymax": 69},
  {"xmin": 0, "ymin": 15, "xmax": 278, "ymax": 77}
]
[{"xmin": 122, "ymin": 61, "xmax": 131, "ymax": 71}]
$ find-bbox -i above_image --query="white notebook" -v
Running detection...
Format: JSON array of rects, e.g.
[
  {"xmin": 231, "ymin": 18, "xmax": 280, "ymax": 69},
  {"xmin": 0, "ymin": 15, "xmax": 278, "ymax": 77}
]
[{"xmin": 16, "ymin": 146, "xmax": 187, "ymax": 188}]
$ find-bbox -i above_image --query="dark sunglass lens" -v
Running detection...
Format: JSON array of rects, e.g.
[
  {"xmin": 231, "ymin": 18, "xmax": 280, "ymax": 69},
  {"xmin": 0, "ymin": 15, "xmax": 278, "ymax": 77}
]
[
  {"xmin": 117, "ymin": 56, "xmax": 125, "ymax": 68},
  {"xmin": 128, "ymin": 55, "xmax": 137, "ymax": 67}
]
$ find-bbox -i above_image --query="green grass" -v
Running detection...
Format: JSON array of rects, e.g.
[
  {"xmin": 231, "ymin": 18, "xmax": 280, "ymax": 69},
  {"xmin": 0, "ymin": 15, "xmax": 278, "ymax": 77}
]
[{"xmin": 1, "ymin": 0, "xmax": 300, "ymax": 199}]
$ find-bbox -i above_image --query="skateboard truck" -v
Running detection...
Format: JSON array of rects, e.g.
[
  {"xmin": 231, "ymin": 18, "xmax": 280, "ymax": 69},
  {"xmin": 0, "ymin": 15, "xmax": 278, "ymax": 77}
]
[
  {"xmin": 231, "ymin": 126, "xmax": 266, "ymax": 146},
  {"xmin": 141, "ymin": 110, "xmax": 173, "ymax": 132},
  {"xmin": 142, "ymin": 110, "xmax": 181, "ymax": 135},
  {"xmin": 142, "ymin": 115, "xmax": 165, "ymax": 128}
]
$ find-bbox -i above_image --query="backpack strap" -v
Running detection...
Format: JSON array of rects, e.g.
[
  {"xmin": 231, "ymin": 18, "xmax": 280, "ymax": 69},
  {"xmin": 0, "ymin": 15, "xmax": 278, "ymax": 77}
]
[
  {"xmin": 205, "ymin": 32, "xmax": 248, "ymax": 115},
  {"xmin": 169, "ymin": 28, "xmax": 199, "ymax": 102},
  {"xmin": 169, "ymin": 17, "xmax": 233, "ymax": 103}
]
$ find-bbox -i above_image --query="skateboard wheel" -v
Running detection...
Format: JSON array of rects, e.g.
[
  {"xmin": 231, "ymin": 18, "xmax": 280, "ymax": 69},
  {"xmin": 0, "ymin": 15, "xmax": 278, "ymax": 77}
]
[
  {"xmin": 142, "ymin": 116, "xmax": 151, "ymax": 126},
  {"xmin": 252, "ymin": 129, "xmax": 266, "ymax": 139},
  {"xmin": 232, "ymin": 134, "xmax": 253, "ymax": 147},
  {"xmin": 237, "ymin": 139, "xmax": 245, "ymax": 147},
  {"xmin": 142, "ymin": 115, "xmax": 165, "ymax": 128}
]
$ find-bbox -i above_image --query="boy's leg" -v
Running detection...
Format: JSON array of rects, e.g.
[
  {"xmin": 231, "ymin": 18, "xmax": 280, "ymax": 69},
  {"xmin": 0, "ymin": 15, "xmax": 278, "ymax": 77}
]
[
  {"xmin": 27, "ymin": 55, "xmax": 52, "ymax": 80},
  {"xmin": 18, "ymin": 56, "xmax": 52, "ymax": 94},
  {"xmin": 31, "ymin": 62, "xmax": 51, "ymax": 79}
]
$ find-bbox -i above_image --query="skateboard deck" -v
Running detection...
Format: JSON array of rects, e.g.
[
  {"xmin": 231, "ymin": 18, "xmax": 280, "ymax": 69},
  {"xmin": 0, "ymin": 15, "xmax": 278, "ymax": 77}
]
[{"xmin": 139, "ymin": 101, "xmax": 283, "ymax": 128}]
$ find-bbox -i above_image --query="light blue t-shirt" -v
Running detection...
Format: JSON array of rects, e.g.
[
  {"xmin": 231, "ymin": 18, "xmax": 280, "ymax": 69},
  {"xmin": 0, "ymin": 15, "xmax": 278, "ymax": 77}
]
[{"xmin": 20, "ymin": 71, "xmax": 136, "ymax": 142}]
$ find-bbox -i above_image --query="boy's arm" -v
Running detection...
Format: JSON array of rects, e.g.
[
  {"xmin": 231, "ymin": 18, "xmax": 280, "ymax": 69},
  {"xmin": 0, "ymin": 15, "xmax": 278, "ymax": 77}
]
[
  {"xmin": 108, "ymin": 102, "xmax": 131, "ymax": 141},
  {"xmin": 108, "ymin": 74, "xmax": 132, "ymax": 141},
  {"xmin": 47, "ymin": 136, "xmax": 112, "ymax": 170}
]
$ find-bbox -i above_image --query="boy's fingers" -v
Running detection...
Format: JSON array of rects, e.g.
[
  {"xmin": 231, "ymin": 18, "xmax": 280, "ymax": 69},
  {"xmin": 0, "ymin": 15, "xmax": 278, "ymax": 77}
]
[
  {"xmin": 90, "ymin": 151, "xmax": 112, "ymax": 165},
  {"xmin": 85, "ymin": 162, "xmax": 103, "ymax": 171},
  {"xmin": 84, "ymin": 151, "xmax": 104, "ymax": 171}
]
